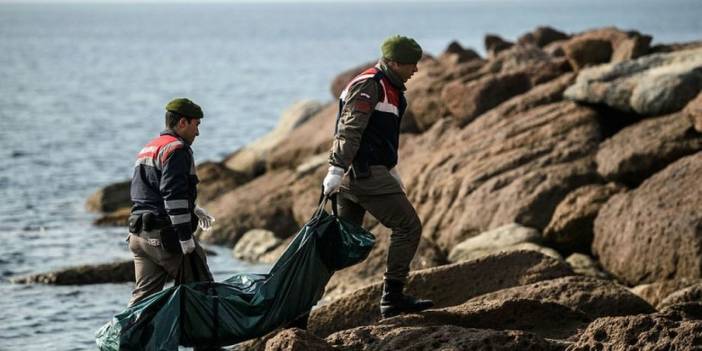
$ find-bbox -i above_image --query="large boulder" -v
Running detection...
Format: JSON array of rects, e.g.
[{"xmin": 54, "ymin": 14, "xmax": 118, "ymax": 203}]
[
  {"xmin": 10, "ymin": 260, "xmax": 134, "ymax": 285},
  {"xmin": 465, "ymin": 275, "xmax": 654, "ymax": 320},
  {"xmin": 401, "ymin": 97, "xmax": 601, "ymax": 252},
  {"xmin": 223, "ymin": 100, "xmax": 324, "ymax": 178},
  {"xmin": 309, "ymin": 250, "xmax": 573, "ymax": 337},
  {"xmin": 85, "ymin": 180, "xmax": 131, "ymax": 213},
  {"xmin": 267, "ymin": 103, "xmax": 337, "ymax": 171},
  {"xmin": 658, "ymin": 283, "xmax": 702, "ymax": 309},
  {"xmin": 562, "ymin": 27, "xmax": 652, "ymax": 70},
  {"xmin": 595, "ymin": 112, "xmax": 702, "ymax": 185},
  {"xmin": 447, "ymin": 223, "xmax": 541, "ymax": 262},
  {"xmin": 566, "ymin": 253, "xmax": 612, "ymax": 280},
  {"xmin": 380, "ymin": 298, "xmax": 590, "ymax": 340},
  {"xmin": 263, "ymin": 328, "xmax": 333, "ymax": 351},
  {"xmin": 564, "ymin": 47, "xmax": 702, "ymax": 116},
  {"xmin": 685, "ymin": 92, "xmax": 702, "ymax": 132},
  {"xmin": 233, "ymin": 229, "xmax": 285, "ymax": 264},
  {"xmin": 563, "ymin": 38, "xmax": 612, "ymax": 71},
  {"xmin": 196, "ymin": 161, "xmax": 249, "ymax": 205},
  {"xmin": 484, "ymin": 34, "xmax": 514, "ymax": 58},
  {"xmin": 630, "ymin": 279, "xmax": 702, "ymax": 308},
  {"xmin": 593, "ymin": 152, "xmax": 702, "ymax": 285},
  {"xmin": 518, "ymin": 26, "xmax": 570, "ymax": 48},
  {"xmin": 566, "ymin": 313, "xmax": 702, "ymax": 350},
  {"xmin": 438, "ymin": 41, "xmax": 481, "ymax": 65},
  {"xmin": 326, "ymin": 325, "xmax": 559, "ymax": 351},
  {"xmin": 543, "ymin": 183, "xmax": 627, "ymax": 253}
]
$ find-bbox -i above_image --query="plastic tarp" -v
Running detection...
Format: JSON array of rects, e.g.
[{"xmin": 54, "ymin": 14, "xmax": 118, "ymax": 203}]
[{"xmin": 96, "ymin": 195, "xmax": 375, "ymax": 350}]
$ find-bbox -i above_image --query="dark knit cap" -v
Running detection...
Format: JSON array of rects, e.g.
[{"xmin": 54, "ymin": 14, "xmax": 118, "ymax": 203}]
[
  {"xmin": 165, "ymin": 98, "xmax": 203, "ymax": 119},
  {"xmin": 381, "ymin": 35, "xmax": 423, "ymax": 64}
]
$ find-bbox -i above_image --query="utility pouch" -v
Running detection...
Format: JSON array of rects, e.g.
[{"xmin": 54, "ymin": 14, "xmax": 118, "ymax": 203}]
[
  {"xmin": 351, "ymin": 160, "xmax": 371, "ymax": 179},
  {"xmin": 128, "ymin": 214, "xmax": 143, "ymax": 234},
  {"xmin": 160, "ymin": 226, "xmax": 181, "ymax": 254}
]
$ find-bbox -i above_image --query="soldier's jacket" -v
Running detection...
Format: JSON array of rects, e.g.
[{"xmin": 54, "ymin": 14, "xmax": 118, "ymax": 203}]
[{"xmin": 329, "ymin": 60, "xmax": 408, "ymax": 196}]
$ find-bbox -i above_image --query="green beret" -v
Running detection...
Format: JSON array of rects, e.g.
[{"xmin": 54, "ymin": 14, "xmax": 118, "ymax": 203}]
[
  {"xmin": 381, "ymin": 35, "xmax": 423, "ymax": 64},
  {"xmin": 165, "ymin": 98, "xmax": 203, "ymax": 119}
]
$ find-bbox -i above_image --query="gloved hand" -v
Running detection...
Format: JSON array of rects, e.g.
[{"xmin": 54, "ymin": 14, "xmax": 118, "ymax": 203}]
[
  {"xmin": 194, "ymin": 206, "xmax": 215, "ymax": 231},
  {"xmin": 389, "ymin": 167, "xmax": 407, "ymax": 193},
  {"xmin": 179, "ymin": 238, "xmax": 196, "ymax": 254},
  {"xmin": 323, "ymin": 165, "xmax": 345, "ymax": 195}
]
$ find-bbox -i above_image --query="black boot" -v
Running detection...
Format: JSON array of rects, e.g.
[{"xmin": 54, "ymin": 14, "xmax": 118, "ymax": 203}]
[{"xmin": 380, "ymin": 279, "xmax": 434, "ymax": 319}]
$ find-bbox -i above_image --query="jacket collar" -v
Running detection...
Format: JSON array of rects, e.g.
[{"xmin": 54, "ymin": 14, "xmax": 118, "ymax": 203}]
[
  {"xmin": 377, "ymin": 59, "xmax": 406, "ymax": 91},
  {"xmin": 160, "ymin": 129, "xmax": 190, "ymax": 145}
]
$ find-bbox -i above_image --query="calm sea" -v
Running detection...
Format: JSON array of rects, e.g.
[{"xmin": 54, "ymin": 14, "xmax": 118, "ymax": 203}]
[{"xmin": 1, "ymin": 0, "xmax": 700, "ymax": 349}]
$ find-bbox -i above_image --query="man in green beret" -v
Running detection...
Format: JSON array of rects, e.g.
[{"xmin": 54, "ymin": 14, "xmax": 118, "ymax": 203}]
[
  {"xmin": 323, "ymin": 35, "xmax": 434, "ymax": 318},
  {"xmin": 127, "ymin": 98, "xmax": 216, "ymax": 310}
]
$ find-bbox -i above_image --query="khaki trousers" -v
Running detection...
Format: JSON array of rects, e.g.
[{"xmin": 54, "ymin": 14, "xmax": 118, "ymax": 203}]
[
  {"xmin": 127, "ymin": 231, "xmax": 213, "ymax": 307},
  {"xmin": 337, "ymin": 190, "xmax": 422, "ymax": 283}
]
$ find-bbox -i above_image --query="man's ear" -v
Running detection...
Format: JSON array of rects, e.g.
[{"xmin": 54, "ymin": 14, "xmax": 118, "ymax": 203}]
[{"xmin": 177, "ymin": 117, "xmax": 187, "ymax": 129}]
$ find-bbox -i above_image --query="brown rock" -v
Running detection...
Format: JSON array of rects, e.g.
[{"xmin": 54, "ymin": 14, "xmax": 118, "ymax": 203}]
[
  {"xmin": 442, "ymin": 71, "xmax": 532, "ymax": 126},
  {"xmin": 565, "ymin": 253, "xmax": 612, "ymax": 280},
  {"xmin": 485, "ymin": 34, "xmax": 514, "ymax": 58},
  {"xmin": 93, "ymin": 207, "xmax": 131, "ymax": 227},
  {"xmin": 544, "ymin": 40, "xmax": 567, "ymax": 57},
  {"xmin": 650, "ymin": 40, "xmax": 702, "ymax": 54},
  {"xmin": 267, "ymin": 103, "xmax": 337, "ymax": 171},
  {"xmin": 200, "ymin": 170, "xmax": 299, "ymax": 246},
  {"xmin": 685, "ymin": 92, "xmax": 702, "ymax": 132},
  {"xmin": 382, "ymin": 298, "xmax": 589, "ymax": 340},
  {"xmin": 402, "ymin": 99, "xmax": 601, "ymax": 252},
  {"xmin": 402, "ymin": 58, "xmax": 454, "ymax": 133},
  {"xmin": 563, "ymin": 38, "xmax": 612, "ymax": 71},
  {"xmin": 659, "ymin": 302, "xmax": 702, "ymax": 321},
  {"xmin": 518, "ymin": 26, "xmax": 570, "ymax": 48},
  {"xmin": 326, "ymin": 324, "xmax": 560, "ymax": 351},
  {"xmin": 596, "ymin": 112, "xmax": 702, "ymax": 185},
  {"xmin": 466, "ymin": 275, "xmax": 654, "ymax": 320},
  {"xmin": 263, "ymin": 328, "xmax": 333, "ymax": 351},
  {"xmin": 233, "ymin": 229, "xmax": 284, "ymax": 264},
  {"xmin": 593, "ymin": 152, "xmax": 702, "ymax": 285},
  {"xmin": 197, "ymin": 161, "xmax": 249, "ymax": 204},
  {"xmin": 544, "ymin": 183, "xmax": 627, "ymax": 253},
  {"xmin": 439, "ymin": 40, "xmax": 481, "ymax": 65},
  {"xmin": 566, "ymin": 314, "xmax": 702, "ymax": 350},
  {"xmin": 658, "ymin": 283, "xmax": 702, "ymax": 309},
  {"xmin": 329, "ymin": 61, "xmax": 376, "ymax": 99},
  {"xmin": 630, "ymin": 279, "xmax": 702, "ymax": 308},
  {"xmin": 85, "ymin": 180, "xmax": 130, "ymax": 213},
  {"xmin": 10, "ymin": 260, "xmax": 134, "ymax": 285},
  {"xmin": 309, "ymin": 250, "xmax": 573, "ymax": 337}
]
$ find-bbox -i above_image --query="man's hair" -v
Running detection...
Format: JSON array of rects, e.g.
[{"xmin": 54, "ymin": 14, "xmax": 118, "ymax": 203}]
[{"xmin": 165, "ymin": 111, "xmax": 191, "ymax": 129}]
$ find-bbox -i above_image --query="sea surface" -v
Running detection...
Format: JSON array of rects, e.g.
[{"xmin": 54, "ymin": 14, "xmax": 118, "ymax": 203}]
[{"xmin": 0, "ymin": 0, "xmax": 700, "ymax": 349}]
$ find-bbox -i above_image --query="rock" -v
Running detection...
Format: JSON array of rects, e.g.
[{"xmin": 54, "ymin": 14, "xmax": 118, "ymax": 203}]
[
  {"xmin": 439, "ymin": 40, "xmax": 481, "ymax": 65},
  {"xmin": 564, "ymin": 47, "xmax": 702, "ymax": 116},
  {"xmin": 543, "ymin": 183, "xmax": 627, "ymax": 253},
  {"xmin": 466, "ymin": 275, "xmax": 654, "ymax": 320},
  {"xmin": 442, "ymin": 71, "xmax": 532, "ymax": 127},
  {"xmin": 402, "ymin": 58, "xmax": 459, "ymax": 133},
  {"xmin": 382, "ymin": 298, "xmax": 590, "ymax": 340},
  {"xmin": 484, "ymin": 34, "xmax": 514, "ymax": 58},
  {"xmin": 649, "ymin": 40, "xmax": 702, "ymax": 54},
  {"xmin": 329, "ymin": 61, "xmax": 376, "ymax": 99},
  {"xmin": 233, "ymin": 229, "xmax": 284, "ymax": 263},
  {"xmin": 518, "ymin": 26, "xmax": 570, "ymax": 48},
  {"xmin": 326, "ymin": 324, "xmax": 560, "ymax": 351},
  {"xmin": 659, "ymin": 302, "xmax": 702, "ymax": 321},
  {"xmin": 401, "ymin": 98, "xmax": 601, "ymax": 253},
  {"xmin": 197, "ymin": 161, "xmax": 249, "ymax": 204},
  {"xmin": 10, "ymin": 260, "xmax": 134, "ymax": 285},
  {"xmin": 309, "ymin": 250, "xmax": 573, "ymax": 337},
  {"xmin": 85, "ymin": 180, "xmax": 131, "ymax": 213},
  {"xmin": 223, "ymin": 100, "xmax": 324, "ymax": 178},
  {"xmin": 263, "ymin": 328, "xmax": 333, "ymax": 351},
  {"xmin": 267, "ymin": 103, "xmax": 337, "ymax": 171},
  {"xmin": 544, "ymin": 40, "xmax": 567, "ymax": 57},
  {"xmin": 294, "ymin": 153, "xmax": 328, "ymax": 178},
  {"xmin": 562, "ymin": 27, "xmax": 652, "ymax": 70},
  {"xmin": 658, "ymin": 283, "xmax": 702, "ymax": 309},
  {"xmin": 596, "ymin": 112, "xmax": 702, "ymax": 185},
  {"xmin": 563, "ymin": 38, "xmax": 612, "ymax": 70},
  {"xmin": 685, "ymin": 92, "xmax": 702, "ymax": 132},
  {"xmin": 447, "ymin": 223, "xmax": 541, "ymax": 262},
  {"xmin": 93, "ymin": 207, "xmax": 131, "ymax": 227},
  {"xmin": 593, "ymin": 152, "xmax": 702, "ymax": 285},
  {"xmin": 630, "ymin": 279, "xmax": 701, "ymax": 308},
  {"xmin": 566, "ymin": 253, "xmax": 612, "ymax": 280},
  {"xmin": 566, "ymin": 314, "xmax": 702, "ymax": 350},
  {"xmin": 480, "ymin": 45, "xmax": 569, "ymax": 85},
  {"xmin": 200, "ymin": 170, "xmax": 299, "ymax": 246}
]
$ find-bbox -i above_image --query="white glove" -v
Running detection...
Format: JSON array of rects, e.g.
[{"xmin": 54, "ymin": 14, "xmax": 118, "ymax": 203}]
[
  {"xmin": 179, "ymin": 238, "xmax": 196, "ymax": 254},
  {"xmin": 194, "ymin": 206, "xmax": 215, "ymax": 231},
  {"xmin": 323, "ymin": 165, "xmax": 345, "ymax": 195},
  {"xmin": 389, "ymin": 167, "xmax": 407, "ymax": 193}
]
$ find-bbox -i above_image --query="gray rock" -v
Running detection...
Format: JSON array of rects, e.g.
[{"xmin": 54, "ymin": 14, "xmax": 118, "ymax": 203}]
[
  {"xmin": 11, "ymin": 260, "xmax": 134, "ymax": 285},
  {"xmin": 447, "ymin": 223, "xmax": 544, "ymax": 262},
  {"xmin": 566, "ymin": 253, "xmax": 611, "ymax": 280},
  {"xmin": 565, "ymin": 47, "xmax": 702, "ymax": 116},
  {"xmin": 233, "ymin": 229, "xmax": 284, "ymax": 264}
]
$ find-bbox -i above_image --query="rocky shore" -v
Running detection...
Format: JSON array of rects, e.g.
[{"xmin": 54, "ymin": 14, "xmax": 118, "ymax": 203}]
[{"xmin": 25, "ymin": 25, "xmax": 702, "ymax": 349}]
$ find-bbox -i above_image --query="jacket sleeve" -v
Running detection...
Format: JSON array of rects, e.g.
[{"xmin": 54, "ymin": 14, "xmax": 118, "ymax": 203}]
[
  {"xmin": 160, "ymin": 147, "xmax": 194, "ymax": 241},
  {"xmin": 329, "ymin": 79, "xmax": 380, "ymax": 170}
]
